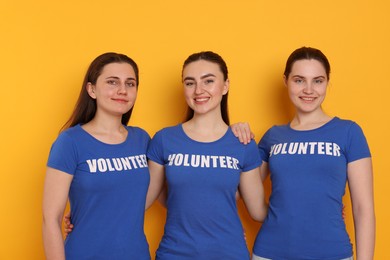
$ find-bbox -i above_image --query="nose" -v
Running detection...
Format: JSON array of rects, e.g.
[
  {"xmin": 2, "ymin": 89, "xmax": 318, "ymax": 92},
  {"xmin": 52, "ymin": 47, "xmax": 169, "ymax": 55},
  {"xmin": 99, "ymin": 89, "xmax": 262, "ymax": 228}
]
[
  {"xmin": 117, "ymin": 82, "xmax": 127, "ymax": 95},
  {"xmin": 303, "ymin": 82, "xmax": 314, "ymax": 94},
  {"xmin": 194, "ymin": 83, "xmax": 204, "ymax": 94}
]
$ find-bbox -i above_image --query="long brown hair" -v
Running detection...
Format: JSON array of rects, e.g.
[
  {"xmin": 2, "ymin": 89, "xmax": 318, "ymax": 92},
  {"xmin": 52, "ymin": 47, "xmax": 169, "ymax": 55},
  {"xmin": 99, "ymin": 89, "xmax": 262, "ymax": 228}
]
[
  {"xmin": 61, "ymin": 52, "xmax": 139, "ymax": 131},
  {"xmin": 182, "ymin": 51, "xmax": 230, "ymax": 125}
]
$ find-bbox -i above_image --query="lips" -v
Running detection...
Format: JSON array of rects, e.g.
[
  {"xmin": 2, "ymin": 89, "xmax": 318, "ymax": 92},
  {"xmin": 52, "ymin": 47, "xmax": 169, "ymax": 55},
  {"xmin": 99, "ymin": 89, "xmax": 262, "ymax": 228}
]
[
  {"xmin": 112, "ymin": 98, "xmax": 129, "ymax": 103},
  {"xmin": 194, "ymin": 97, "xmax": 210, "ymax": 103},
  {"xmin": 300, "ymin": 96, "xmax": 316, "ymax": 102}
]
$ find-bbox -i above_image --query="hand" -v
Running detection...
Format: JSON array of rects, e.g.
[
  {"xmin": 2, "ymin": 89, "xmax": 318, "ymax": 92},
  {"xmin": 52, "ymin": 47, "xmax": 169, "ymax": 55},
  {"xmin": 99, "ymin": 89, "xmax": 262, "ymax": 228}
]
[
  {"xmin": 231, "ymin": 122, "xmax": 255, "ymax": 145},
  {"xmin": 63, "ymin": 212, "xmax": 73, "ymax": 235}
]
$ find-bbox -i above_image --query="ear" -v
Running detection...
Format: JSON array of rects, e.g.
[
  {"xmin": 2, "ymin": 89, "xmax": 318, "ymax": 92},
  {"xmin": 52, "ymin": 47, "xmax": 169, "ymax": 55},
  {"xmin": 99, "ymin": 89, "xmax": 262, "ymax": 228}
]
[
  {"xmin": 222, "ymin": 79, "xmax": 230, "ymax": 95},
  {"xmin": 86, "ymin": 82, "xmax": 97, "ymax": 99},
  {"xmin": 283, "ymin": 75, "xmax": 288, "ymax": 87}
]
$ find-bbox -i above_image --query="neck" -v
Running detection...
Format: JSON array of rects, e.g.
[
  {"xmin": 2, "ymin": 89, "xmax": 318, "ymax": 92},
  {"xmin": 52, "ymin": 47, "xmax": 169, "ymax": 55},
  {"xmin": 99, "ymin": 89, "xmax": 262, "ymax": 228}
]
[
  {"xmin": 291, "ymin": 109, "xmax": 332, "ymax": 130},
  {"xmin": 82, "ymin": 113, "xmax": 128, "ymax": 144},
  {"xmin": 183, "ymin": 111, "xmax": 228, "ymax": 142},
  {"xmin": 87, "ymin": 112, "xmax": 125, "ymax": 132}
]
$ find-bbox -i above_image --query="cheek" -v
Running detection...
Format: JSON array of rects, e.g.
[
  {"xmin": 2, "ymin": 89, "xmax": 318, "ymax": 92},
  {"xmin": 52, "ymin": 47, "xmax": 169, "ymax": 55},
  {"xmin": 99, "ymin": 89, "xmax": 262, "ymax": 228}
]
[
  {"xmin": 211, "ymin": 85, "xmax": 227, "ymax": 96},
  {"xmin": 316, "ymin": 85, "xmax": 328, "ymax": 95},
  {"xmin": 287, "ymin": 85, "xmax": 299, "ymax": 97},
  {"xmin": 183, "ymin": 88, "xmax": 193, "ymax": 99},
  {"xmin": 129, "ymin": 88, "xmax": 138, "ymax": 98}
]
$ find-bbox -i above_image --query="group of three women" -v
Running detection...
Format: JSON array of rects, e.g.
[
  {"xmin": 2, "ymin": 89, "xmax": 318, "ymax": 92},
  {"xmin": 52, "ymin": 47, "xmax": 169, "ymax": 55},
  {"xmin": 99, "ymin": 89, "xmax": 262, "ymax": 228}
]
[{"xmin": 42, "ymin": 47, "xmax": 375, "ymax": 260}]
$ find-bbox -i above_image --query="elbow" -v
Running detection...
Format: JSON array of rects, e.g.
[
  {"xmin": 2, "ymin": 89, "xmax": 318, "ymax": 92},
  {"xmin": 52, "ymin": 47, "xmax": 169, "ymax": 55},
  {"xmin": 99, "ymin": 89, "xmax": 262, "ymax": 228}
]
[
  {"xmin": 42, "ymin": 210, "xmax": 63, "ymax": 231},
  {"xmin": 353, "ymin": 201, "xmax": 376, "ymax": 222},
  {"xmin": 249, "ymin": 204, "xmax": 268, "ymax": 222}
]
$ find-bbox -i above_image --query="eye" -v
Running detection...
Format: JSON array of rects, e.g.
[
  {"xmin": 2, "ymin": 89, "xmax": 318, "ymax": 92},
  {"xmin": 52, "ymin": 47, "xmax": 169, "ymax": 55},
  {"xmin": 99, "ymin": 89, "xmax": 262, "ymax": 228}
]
[
  {"xmin": 125, "ymin": 81, "xmax": 136, "ymax": 87},
  {"xmin": 294, "ymin": 78, "xmax": 303, "ymax": 84},
  {"xmin": 314, "ymin": 79, "xmax": 324, "ymax": 84},
  {"xmin": 204, "ymin": 79, "xmax": 214, "ymax": 85},
  {"xmin": 107, "ymin": 79, "xmax": 117, "ymax": 85},
  {"xmin": 184, "ymin": 81, "xmax": 195, "ymax": 87}
]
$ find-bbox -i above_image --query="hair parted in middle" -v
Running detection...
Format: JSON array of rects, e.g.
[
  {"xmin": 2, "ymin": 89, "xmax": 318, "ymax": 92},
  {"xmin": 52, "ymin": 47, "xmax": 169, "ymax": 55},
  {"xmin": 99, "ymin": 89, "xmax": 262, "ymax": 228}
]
[{"xmin": 182, "ymin": 51, "xmax": 230, "ymax": 125}]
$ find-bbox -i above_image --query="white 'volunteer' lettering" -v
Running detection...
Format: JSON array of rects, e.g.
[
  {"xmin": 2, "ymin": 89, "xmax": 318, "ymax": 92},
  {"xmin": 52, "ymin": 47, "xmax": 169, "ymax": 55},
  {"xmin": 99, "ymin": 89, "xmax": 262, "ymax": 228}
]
[
  {"xmin": 86, "ymin": 154, "xmax": 148, "ymax": 173},
  {"xmin": 270, "ymin": 142, "xmax": 341, "ymax": 157},
  {"xmin": 167, "ymin": 153, "xmax": 239, "ymax": 170}
]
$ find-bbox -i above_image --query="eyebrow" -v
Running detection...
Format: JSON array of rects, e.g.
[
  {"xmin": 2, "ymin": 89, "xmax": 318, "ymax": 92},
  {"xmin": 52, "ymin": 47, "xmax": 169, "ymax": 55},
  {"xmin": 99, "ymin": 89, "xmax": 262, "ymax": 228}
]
[
  {"xmin": 291, "ymin": 75, "xmax": 326, "ymax": 79},
  {"xmin": 105, "ymin": 76, "xmax": 136, "ymax": 81},
  {"xmin": 183, "ymin": 73, "xmax": 216, "ymax": 81}
]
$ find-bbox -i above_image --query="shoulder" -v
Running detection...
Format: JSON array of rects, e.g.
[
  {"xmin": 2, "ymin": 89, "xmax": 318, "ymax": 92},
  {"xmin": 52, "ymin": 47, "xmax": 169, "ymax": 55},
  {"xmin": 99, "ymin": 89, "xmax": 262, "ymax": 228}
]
[
  {"xmin": 263, "ymin": 123, "xmax": 290, "ymax": 137},
  {"xmin": 56, "ymin": 125, "xmax": 83, "ymax": 142},
  {"xmin": 329, "ymin": 117, "xmax": 365, "ymax": 133},
  {"xmin": 331, "ymin": 116, "xmax": 355, "ymax": 126},
  {"xmin": 225, "ymin": 129, "xmax": 259, "ymax": 152},
  {"xmin": 126, "ymin": 125, "xmax": 150, "ymax": 139},
  {"xmin": 49, "ymin": 126, "xmax": 83, "ymax": 158},
  {"xmin": 153, "ymin": 124, "xmax": 182, "ymax": 137}
]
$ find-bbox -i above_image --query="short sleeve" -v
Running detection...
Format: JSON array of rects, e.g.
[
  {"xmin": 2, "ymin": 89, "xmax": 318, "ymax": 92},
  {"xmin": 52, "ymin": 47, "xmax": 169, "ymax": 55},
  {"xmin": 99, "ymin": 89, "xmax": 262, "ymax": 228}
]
[
  {"xmin": 258, "ymin": 128, "xmax": 273, "ymax": 163},
  {"xmin": 47, "ymin": 132, "xmax": 78, "ymax": 175},
  {"xmin": 242, "ymin": 140, "xmax": 262, "ymax": 172},
  {"xmin": 147, "ymin": 130, "xmax": 165, "ymax": 165},
  {"xmin": 128, "ymin": 126, "xmax": 151, "ymax": 148},
  {"xmin": 346, "ymin": 122, "xmax": 371, "ymax": 163}
]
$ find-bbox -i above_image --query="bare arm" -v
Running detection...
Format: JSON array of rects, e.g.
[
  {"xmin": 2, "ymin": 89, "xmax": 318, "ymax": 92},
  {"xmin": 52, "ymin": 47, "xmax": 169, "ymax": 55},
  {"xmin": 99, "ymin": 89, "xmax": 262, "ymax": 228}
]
[
  {"xmin": 145, "ymin": 160, "xmax": 166, "ymax": 210},
  {"xmin": 42, "ymin": 167, "xmax": 73, "ymax": 260},
  {"xmin": 259, "ymin": 161, "xmax": 269, "ymax": 182},
  {"xmin": 156, "ymin": 182, "xmax": 168, "ymax": 208},
  {"xmin": 239, "ymin": 166, "xmax": 268, "ymax": 222},
  {"xmin": 347, "ymin": 157, "xmax": 375, "ymax": 260}
]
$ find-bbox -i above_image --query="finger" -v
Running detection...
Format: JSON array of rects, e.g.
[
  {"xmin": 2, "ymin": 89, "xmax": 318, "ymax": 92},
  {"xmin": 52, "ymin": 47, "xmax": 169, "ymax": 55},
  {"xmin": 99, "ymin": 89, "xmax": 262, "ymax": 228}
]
[
  {"xmin": 241, "ymin": 122, "xmax": 251, "ymax": 144},
  {"xmin": 231, "ymin": 127, "xmax": 237, "ymax": 137}
]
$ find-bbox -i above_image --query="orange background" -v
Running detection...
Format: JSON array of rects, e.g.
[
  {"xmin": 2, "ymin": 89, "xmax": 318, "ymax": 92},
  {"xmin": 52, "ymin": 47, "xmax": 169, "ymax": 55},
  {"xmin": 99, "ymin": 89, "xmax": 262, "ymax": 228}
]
[{"xmin": 0, "ymin": 0, "xmax": 389, "ymax": 259}]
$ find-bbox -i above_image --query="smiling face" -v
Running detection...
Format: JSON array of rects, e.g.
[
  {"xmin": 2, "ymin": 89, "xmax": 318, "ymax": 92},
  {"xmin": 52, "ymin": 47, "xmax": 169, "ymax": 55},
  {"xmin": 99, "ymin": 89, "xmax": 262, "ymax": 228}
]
[
  {"xmin": 284, "ymin": 59, "xmax": 329, "ymax": 115},
  {"xmin": 182, "ymin": 60, "xmax": 229, "ymax": 118},
  {"xmin": 87, "ymin": 62, "xmax": 137, "ymax": 118}
]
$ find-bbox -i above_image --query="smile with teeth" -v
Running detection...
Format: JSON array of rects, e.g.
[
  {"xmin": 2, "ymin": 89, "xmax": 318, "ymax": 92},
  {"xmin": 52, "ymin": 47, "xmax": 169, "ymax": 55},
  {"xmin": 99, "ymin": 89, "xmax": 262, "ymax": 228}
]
[
  {"xmin": 194, "ymin": 97, "xmax": 210, "ymax": 102},
  {"xmin": 300, "ymin": 97, "xmax": 316, "ymax": 102}
]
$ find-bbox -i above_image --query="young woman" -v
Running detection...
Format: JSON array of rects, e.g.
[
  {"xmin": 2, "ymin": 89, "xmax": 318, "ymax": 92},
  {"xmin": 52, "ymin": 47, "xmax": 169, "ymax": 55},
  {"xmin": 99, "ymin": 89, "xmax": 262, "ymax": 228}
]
[
  {"xmin": 42, "ymin": 52, "xmax": 151, "ymax": 260},
  {"xmin": 233, "ymin": 47, "xmax": 375, "ymax": 260},
  {"xmin": 145, "ymin": 51, "xmax": 268, "ymax": 259}
]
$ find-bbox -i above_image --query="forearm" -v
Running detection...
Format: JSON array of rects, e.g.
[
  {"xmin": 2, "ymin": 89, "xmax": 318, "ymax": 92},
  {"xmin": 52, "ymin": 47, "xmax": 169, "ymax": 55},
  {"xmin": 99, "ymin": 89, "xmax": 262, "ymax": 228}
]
[
  {"xmin": 240, "ymin": 167, "xmax": 268, "ymax": 222},
  {"xmin": 145, "ymin": 180, "xmax": 164, "ymax": 209},
  {"xmin": 145, "ymin": 161, "xmax": 165, "ymax": 210},
  {"xmin": 42, "ymin": 168, "xmax": 72, "ymax": 259},
  {"xmin": 42, "ymin": 218, "xmax": 65, "ymax": 260},
  {"xmin": 347, "ymin": 158, "xmax": 375, "ymax": 260},
  {"xmin": 354, "ymin": 209, "xmax": 376, "ymax": 260}
]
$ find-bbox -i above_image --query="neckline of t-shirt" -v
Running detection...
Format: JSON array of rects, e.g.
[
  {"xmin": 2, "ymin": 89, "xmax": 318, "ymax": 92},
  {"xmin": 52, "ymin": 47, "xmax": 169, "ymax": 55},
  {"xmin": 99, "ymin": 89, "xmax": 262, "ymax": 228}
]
[
  {"xmin": 178, "ymin": 124, "xmax": 230, "ymax": 144},
  {"xmin": 287, "ymin": 116, "xmax": 338, "ymax": 133},
  {"xmin": 77, "ymin": 124, "xmax": 130, "ymax": 146}
]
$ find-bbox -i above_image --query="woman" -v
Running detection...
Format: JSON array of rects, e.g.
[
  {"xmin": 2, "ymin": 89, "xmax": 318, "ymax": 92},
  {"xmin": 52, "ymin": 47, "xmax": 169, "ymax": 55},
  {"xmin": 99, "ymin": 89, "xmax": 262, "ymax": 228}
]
[
  {"xmin": 145, "ymin": 51, "xmax": 268, "ymax": 259},
  {"xmin": 42, "ymin": 52, "xmax": 151, "ymax": 260},
  {"xmin": 234, "ymin": 47, "xmax": 375, "ymax": 260}
]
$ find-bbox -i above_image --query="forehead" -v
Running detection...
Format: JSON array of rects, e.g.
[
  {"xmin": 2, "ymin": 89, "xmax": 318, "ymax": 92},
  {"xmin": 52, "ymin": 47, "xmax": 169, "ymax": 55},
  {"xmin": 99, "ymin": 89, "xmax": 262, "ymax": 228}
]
[
  {"xmin": 100, "ymin": 62, "xmax": 136, "ymax": 77},
  {"xmin": 290, "ymin": 59, "xmax": 327, "ymax": 77},
  {"xmin": 183, "ymin": 60, "xmax": 222, "ymax": 77}
]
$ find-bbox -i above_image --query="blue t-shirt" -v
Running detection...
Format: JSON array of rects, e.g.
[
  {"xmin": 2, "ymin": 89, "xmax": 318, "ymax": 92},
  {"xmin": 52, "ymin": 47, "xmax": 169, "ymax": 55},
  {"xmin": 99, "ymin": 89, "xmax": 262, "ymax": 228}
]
[
  {"xmin": 47, "ymin": 124, "xmax": 151, "ymax": 260},
  {"xmin": 147, "ymin": 124, "xmax": 262, "ymax": 260},
  {"xmin": 253, "ymin": 117, "xmax": 371, "ymax": 260}
]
